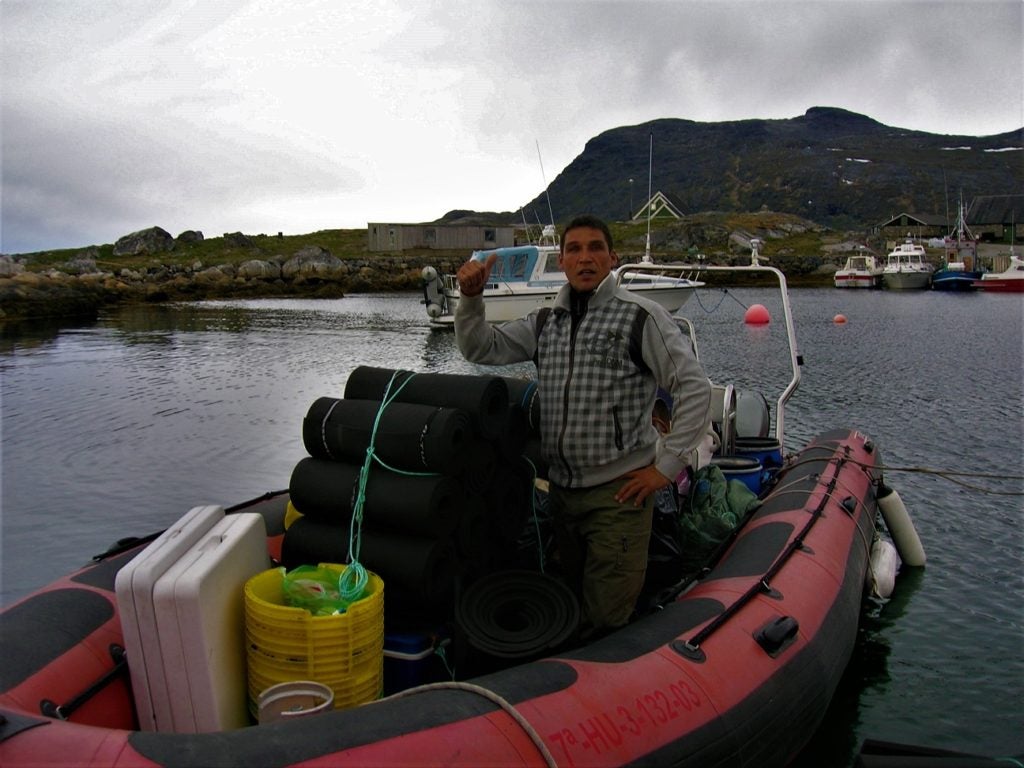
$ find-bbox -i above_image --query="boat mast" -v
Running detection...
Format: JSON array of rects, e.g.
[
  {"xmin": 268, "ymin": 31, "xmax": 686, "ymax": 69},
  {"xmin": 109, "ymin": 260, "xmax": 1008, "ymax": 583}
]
[
  {"xmin": 536, "ymin": 140, "xmax": 556, "ymax": 240},
  {"xmin": 643, "ymin": 133, "xmax": 653, "ymax": 264}
]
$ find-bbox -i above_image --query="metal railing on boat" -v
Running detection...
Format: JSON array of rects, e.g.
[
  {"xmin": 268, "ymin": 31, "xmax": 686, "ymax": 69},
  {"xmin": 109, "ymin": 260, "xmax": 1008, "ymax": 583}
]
[{"xmin": 615, "ymin": 262, "xmax": 802, "ymax": 455}]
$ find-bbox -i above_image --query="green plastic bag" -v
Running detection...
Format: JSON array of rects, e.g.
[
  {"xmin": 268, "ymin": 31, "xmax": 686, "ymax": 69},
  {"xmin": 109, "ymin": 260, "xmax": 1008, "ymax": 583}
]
[{"xmin": 281, "ymin": 565, "xmax": 352, "ymax": 616}]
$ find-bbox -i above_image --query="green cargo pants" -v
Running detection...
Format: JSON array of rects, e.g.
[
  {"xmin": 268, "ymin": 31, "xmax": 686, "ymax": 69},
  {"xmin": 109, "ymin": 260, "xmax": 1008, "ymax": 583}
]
[{"xmin": 548, "ymin": 478, "xmax": 654, "ymax": 640}]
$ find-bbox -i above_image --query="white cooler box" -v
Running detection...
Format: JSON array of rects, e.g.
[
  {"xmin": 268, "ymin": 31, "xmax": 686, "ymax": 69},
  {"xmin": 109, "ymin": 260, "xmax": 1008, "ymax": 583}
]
[{"xmin": 115, "ymin": 506, "xmax": 270, "ymax": 732}]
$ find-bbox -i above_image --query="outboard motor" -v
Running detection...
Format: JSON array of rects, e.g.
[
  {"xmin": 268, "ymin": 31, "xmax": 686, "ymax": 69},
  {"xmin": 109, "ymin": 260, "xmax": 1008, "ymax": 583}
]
[{"xmin": 421, "ymin": 266, "xmax": 446, "ymax": 319}]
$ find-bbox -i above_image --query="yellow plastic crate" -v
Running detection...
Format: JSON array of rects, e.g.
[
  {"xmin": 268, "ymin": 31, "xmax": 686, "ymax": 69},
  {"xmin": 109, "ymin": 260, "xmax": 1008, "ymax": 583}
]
[{"xmin": 244, "ymin": 564, "xmax": 384, "ymax": 714}]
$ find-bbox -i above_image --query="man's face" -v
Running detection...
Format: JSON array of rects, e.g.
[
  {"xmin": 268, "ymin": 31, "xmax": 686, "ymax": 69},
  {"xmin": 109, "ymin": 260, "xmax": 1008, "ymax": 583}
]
[{"xmin": 559, "ymin": 226, "xmax": 618, "ymax": 292}]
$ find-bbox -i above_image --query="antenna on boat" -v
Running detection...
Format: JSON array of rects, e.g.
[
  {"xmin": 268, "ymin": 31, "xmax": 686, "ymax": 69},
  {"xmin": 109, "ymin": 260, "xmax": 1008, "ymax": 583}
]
[
  {"xmin": 643, "ymin": 133, "xmax": 653, "ymax": 264},
  {"xmin": 519, "ymin": 208, "xmax": 532, "ymax": 245},
  {"xmin": 536, "ymin": 140, "xmax": 556, "ymax": 236}
]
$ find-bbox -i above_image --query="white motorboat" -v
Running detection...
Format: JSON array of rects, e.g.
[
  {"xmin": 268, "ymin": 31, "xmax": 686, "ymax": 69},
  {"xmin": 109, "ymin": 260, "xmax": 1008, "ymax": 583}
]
[
  {"xmin": 834, "ymin": 249, "xmax": 883, "ymax": 288},
  {"xmin": 421, "ymin": 226, "xmax": 704, "ymax": 325},
  {"xmin": 882, "ymin": 239, "xmax": 934, "ymax": 290}
]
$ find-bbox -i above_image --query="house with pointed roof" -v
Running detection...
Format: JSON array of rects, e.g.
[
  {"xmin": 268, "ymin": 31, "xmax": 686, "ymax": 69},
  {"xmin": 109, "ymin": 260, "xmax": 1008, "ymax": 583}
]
[
  {"xmin": 876, "ymin": 212, "xmax": 949, "ymax": 241},
  {"xmin": 632, "ymin": 191, "xmax": 685, "ymax": 221}
]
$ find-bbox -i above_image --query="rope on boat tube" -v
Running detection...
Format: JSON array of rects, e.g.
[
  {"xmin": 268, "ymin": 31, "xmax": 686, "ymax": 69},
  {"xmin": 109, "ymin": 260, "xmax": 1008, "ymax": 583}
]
[{"xmin": 386, "ymin": 681, "xmax": 558, "ymax": 768}]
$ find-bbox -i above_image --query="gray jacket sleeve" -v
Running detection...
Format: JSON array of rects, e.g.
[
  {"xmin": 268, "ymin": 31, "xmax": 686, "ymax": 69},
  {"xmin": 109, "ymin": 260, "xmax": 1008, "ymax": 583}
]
[
  {"xmin": 453, "ymin": 294, "xmax": 539, "ymax": 365},
  {"xmin": 642, "ymin": 310, "xmax": 713, "ymax": 482}
]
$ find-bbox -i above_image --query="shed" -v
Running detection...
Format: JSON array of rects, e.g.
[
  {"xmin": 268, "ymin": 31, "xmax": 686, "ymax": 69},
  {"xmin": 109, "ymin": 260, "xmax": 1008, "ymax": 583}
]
[
  {"xmin": 367, "ymin": 223, "xmax": 515, "ymax": 252},
  {"xmin": 966, "ymin": 194, "xmax": 1024, "ymax": 242},
  {"xmin": 876, "ymin": 212, "xmax": 948, "ymax": 240}
]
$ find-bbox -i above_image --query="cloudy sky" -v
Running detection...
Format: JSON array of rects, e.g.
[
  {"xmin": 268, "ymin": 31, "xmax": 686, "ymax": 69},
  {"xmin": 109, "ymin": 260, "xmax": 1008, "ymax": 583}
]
[{"xmin": 1, "ymin": 0, "xmax": 1021, "ymax": 255}]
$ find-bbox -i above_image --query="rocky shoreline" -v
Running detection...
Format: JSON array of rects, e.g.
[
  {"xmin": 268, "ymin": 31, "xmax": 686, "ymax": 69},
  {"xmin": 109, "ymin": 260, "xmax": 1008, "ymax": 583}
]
[{"xmin": 0, "ymin": 250, "xmax": 469, "ymax": 322}]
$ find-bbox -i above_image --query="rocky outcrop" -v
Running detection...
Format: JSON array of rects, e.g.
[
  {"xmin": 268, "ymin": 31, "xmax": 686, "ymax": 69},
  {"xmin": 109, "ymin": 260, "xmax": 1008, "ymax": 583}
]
[
  {"xmin": 237, "ymin": 259, "xmax": 282, "ymax": 279},
  {"xmin": 223, "ymin": 232, "xmax": 254, "ymax": 248},
  {"xmin": 177, "ymin": 230, "xmax": 204, "ymax": 244},
  {"xmin": 282, "ymin": 246, "xmax": 344, "ymax": 280},
  {"xmin": 113, "ymin": 227, "xmax": 175, "ymax": 256},
  {"xmin": 0, "ymin": 255, "xmax": 25, "ymax": 277}
]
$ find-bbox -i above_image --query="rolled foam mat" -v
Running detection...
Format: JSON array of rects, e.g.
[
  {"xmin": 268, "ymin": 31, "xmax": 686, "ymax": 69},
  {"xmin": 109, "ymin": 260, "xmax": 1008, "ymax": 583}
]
[
  {"xmin": 302, "ymin": 397, "xmax": 472, "ymax": 476},
  {"xmin": 456, "ymin": 570, "xmax": 579, "ymax": 659},
  {"xmin": 501, "ymin": 377, "xmax": 541, "ymax": 434},
  {"xmin": 344, "ymin": 366, "xmax": 509, "ymax": 440},
  {"xmin": 281, "ymin": 517, "xmax": 457, "ymax": 607},
  {"xmin": 288, "ymin": 456, "xmax": 463, "ymax": 539},
  {"xmin": 484, "ymin": 464, "xmax": 532, "ymax": 544}
]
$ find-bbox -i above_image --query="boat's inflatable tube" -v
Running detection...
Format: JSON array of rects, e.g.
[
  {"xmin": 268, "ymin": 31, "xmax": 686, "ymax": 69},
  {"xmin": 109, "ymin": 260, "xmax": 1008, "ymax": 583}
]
[{"xmin": 877, "ymin": 483, "xmax": 926, "ymax": 566}]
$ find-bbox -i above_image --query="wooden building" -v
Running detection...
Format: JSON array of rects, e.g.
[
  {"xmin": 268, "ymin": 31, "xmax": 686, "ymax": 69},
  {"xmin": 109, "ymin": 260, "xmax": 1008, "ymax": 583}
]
[
  {"xmin": 367, "ymin": 223, "xmax": 515, "ymax": 252},
  {"xmin": 876, "ymin": 212, "xmax": 948, "ymax": 241},
  {"xmin": 967, "ymin": 194, "xmax": 1024, "ymax": 242}
]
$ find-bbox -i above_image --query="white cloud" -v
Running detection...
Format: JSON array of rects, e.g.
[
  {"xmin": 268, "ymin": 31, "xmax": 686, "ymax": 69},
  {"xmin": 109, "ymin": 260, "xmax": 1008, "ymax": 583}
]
[{"xmin": 2, "ymin": 0, "xmax": 1021, "ymax": 253}]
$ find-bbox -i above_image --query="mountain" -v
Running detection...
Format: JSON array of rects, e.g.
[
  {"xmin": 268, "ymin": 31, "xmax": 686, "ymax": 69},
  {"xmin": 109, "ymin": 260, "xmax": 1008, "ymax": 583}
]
[{"xmin": 446, "ymin": 107, "xmax": 1023, "ymax": 228}]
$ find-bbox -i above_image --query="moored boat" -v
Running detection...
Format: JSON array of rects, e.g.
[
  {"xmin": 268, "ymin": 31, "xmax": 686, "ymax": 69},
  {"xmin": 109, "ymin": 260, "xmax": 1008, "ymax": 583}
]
[
  {"xmin": 882, "ymin": 239, "xmax": 934, "ymax": 290},
  {"xmin": 0, "ymin": 263, "xmax": 921, "ymax": 768},
  {"xmin": 421, "ymin": 226, "xmax": 703, "ymax": 325},
  {"xmin": 933, "ymin": 200, "xmax": 982, "ymax": 291},
  {"xmin": 972, "ymin": 251, "xmax": 1024, "ymax": 293},
  {"xmin": 834, "ymin": 249, "xmax": 883, "ymax": 288}
]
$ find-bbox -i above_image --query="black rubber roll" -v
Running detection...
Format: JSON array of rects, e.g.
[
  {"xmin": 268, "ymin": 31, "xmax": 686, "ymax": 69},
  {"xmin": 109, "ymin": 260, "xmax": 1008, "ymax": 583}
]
[
  {"xmin": 344, "ymin": 366, "xmax": 509, "ymax": 441},
  {"xmin": 281, "ymin": 518, "xmax": 458, "ymax": 607},
  {"xmin": 456, "ymin": 570, "xmax": 579, "ymax": 660},
  {"xmin": 497, "ymin": 405, "xmax": 530, "ymax": 461},
  {"xmin": 522, "ymin": 437, "xmax": 547, "ymax": 481},
  {"xmin": 484, "ymin": 462, "xmax": 532, "ymax": 544},
  {"xmin": 502, "ymin": 377, "xmax": 541, "ymax": 434},
  {"xmin": 288, "ymin": 456, "xmax": 463, "ymax": 539},
  {"xmin": 302, "ymin": 397, "xmax": 472, "ymax": 476},
  {"xmin": 459, "ymin": 438, "xmax": 496, "ymax": 494}
]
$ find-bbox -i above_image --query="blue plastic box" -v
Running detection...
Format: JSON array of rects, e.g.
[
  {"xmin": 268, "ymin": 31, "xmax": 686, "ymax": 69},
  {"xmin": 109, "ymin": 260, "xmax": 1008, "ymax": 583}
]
[{"xmin": 383, "ymin": 630, "xmax": 450, "ymax": 695}]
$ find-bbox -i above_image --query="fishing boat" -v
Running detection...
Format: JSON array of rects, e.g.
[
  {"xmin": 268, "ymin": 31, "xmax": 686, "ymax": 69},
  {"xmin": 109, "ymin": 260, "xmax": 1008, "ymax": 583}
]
[
  {"xmin": 972, "ymin": 250, "xmax": 1024, "ymax": 293},
  {"xmin": 0, "ymin": 263, "xmax": 924, "ymax": 768},
  {"xmin": 932, "ymin": 201, "xmax": 982, "ymax": 291},
  {"xmin": 421, "ymin": 225, "xmax": 704, "ymax": 325},
  {"xmin": 882, "ymin": 239, "xmax": 934, "ymax": 290},
  {"xmin": 833, "ymin": 248, "xmax": 883, "ymax": 288}
]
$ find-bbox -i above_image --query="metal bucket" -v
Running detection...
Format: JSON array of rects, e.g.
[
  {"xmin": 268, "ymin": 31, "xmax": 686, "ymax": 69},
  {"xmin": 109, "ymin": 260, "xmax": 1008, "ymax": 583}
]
[{"xmin": 257, "ymin": 681, "xmax": 334, "ymax": 724}]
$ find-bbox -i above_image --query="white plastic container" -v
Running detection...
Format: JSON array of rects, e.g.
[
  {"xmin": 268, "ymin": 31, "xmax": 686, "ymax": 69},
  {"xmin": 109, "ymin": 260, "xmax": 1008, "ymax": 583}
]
[
  {"xmin": 151, "ymin": 512, "xmax": 270, "ymax": 732},
  {"xmin": 115, "ymin": 504, "xmax": 225, "ymax": 732}
]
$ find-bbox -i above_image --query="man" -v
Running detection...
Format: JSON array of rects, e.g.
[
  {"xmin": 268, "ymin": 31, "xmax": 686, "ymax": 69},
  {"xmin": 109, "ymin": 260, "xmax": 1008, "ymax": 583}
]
[{"xmin": 455, "ymin": 215, "xmax": 711, "ymax": 639}]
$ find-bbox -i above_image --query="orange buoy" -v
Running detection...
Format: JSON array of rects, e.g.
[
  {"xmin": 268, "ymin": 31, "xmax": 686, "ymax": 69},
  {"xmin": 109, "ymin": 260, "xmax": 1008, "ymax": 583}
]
[
  {"xmin": 833, "ymin": 314, "xmax": 847, "ymax": 324},
  {"xmin": 744, "ymin": 304, "xmax": 770, "ymax": 325}
]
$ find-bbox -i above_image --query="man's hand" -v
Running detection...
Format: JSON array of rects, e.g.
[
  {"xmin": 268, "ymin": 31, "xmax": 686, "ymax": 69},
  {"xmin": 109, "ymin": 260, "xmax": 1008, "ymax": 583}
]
[
  {"xmin": 615, "ymin": 465, "xmax": 670, "ymax": 507},
  {"xmin": 457, "ymin": 253, "xmax": 497, "ymax": 297}
]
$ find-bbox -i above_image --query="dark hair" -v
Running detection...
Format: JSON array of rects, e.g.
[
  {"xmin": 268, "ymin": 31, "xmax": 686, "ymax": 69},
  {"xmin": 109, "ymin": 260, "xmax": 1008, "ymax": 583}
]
[{"xmin": 561, "ymin": 215, "xmax": 613, "ymax": 252}]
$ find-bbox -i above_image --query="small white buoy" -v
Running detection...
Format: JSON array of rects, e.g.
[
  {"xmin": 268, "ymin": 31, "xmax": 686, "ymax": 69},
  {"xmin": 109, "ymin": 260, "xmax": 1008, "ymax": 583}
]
[
  {"xmin": 867, "ymin": 538, "xmax": 900, "ymax": 599},
  {"xmin": 877, "ymin": 483, "xmax": 926, "ymax": 566}
]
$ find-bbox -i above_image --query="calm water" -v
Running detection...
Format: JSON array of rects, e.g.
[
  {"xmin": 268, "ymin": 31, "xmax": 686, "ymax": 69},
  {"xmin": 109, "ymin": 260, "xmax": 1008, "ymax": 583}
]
[{"xmin": 2, "ymin": 287, "xmax": 1022, "ymax": 764}]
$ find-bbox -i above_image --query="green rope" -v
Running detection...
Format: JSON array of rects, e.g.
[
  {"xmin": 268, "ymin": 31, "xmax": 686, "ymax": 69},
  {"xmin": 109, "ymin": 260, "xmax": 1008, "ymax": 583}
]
[{"xmin": 342, "ymin": 371, "xmax": 418, "ymax": 601}]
